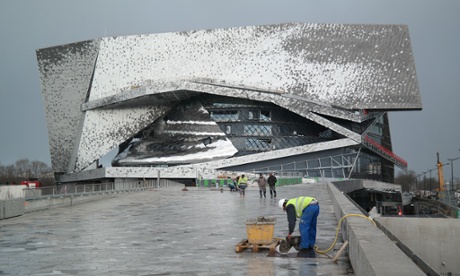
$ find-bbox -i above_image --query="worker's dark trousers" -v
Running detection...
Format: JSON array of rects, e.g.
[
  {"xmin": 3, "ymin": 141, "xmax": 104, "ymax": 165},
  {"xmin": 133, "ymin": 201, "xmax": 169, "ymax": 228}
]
[
  {"xmin": 299, "ymin": 204, "xmax": 320, "ymax": 249},
  {"xmin": 269, "ymin": 187, "xmax": 276, "ymax": 198}
]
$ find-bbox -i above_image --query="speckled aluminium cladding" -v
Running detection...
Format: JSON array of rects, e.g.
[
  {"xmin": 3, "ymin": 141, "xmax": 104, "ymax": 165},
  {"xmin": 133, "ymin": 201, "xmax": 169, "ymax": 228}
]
[{"xmin": 36, "ymin": 23, "xmax": 421, "ymax": 182}]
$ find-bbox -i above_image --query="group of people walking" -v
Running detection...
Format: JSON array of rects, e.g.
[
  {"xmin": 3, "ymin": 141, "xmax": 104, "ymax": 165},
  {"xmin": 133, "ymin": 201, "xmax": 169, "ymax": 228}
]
[
  {"xmin": 257, "ymin": 172, "xmax": 277, "ymax": 198},
  {"xmin": 228, "ymin": 173, "xmax": 278, "ymax": 198}
]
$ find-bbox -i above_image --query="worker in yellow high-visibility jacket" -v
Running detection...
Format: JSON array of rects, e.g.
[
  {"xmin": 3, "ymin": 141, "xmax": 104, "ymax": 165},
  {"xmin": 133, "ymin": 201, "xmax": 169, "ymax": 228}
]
[
  {"xmin": 278, "ymin": 196, "xmax": 319, "ymax": 251},
  {"xmin": 237, "ymin": 174, "xmax": 248, "ymax": 197}
]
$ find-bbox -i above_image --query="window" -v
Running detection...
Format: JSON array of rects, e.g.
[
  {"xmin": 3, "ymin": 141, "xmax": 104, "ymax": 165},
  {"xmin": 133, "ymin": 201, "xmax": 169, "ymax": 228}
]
[
  {"xmin": 244, "ymin": 125, "xmax": 272, "ymax": 136},
  {"xmin": 210, "ymin": 110, "xmax": 239, "ymax": 122},
  {"xmin": 248, "ymin": 110, "xmax": 258, "ymax": 120},
  {"xmin": 370, "ymin": 124, "xmax": 383, "ymax": 136},
  {"xmin": 245, "ymin": 138, "xmax": 271, "ymax": 150},
  {"xmin": 260, "ymin": 110, "xmax": 271, "ymax": 122}
]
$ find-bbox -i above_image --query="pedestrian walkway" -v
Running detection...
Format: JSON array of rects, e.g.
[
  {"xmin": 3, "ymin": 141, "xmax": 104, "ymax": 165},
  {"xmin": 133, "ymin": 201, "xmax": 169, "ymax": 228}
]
[{"xmin": 0, "ymin": 182, "xmax": 353, "ymax": 275}]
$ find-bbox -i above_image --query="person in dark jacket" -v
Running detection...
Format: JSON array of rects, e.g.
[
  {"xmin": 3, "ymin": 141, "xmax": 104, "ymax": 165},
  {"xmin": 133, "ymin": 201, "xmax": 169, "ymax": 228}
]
[
  {"xmin": 267, "ymin": 173, "xmax": 277, "ymax": 198},
  {"xmin": 278, "ymin": 196, "xmax": 319, "ymax": 251}
]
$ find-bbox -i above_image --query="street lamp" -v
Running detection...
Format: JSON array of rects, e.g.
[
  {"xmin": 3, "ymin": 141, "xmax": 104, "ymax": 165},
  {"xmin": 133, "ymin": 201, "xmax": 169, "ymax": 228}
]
[
  {"xmin": 423, "ymin": 168, "xmax": 437, "ymax": 197},
  {"xmin": 416, "ymin": 173, "xmax": 425, "ymax": 193},
  {"xmin": 428, "ymin": 168, "xmax": 436, "ymax": 195},
  {"xmin": 423, "ymin": 171, "xmax": 427, "ymax": 197},
  {"xmin": 448, "ymin": 157, "xmax": 460, "ymax": 192},
  {"xmin": 415, "ymin": 174, "xmax": 420, "ymax": 192},
  {"xmin": 440, "ymin": 162, "xmax": 450, "ymax": 192}
]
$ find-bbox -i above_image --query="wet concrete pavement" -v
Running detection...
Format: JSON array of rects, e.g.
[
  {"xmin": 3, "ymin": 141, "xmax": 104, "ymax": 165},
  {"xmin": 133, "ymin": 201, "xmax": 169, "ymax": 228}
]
[{"xmin": 0, "ymin": 182, "xmax": 353, "ymax": 275}]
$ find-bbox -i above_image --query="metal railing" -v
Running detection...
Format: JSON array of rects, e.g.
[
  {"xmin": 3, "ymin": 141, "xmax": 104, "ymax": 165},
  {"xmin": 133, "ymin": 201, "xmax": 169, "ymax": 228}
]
[
  {"xmin": 23, "ymin": 183, "xmax": 117, "ymax": 199},
  {"xmin": 363, "ymin": 135, "xmax": 407, "ymax": 169},
  {"xmin": 22, "ymin": 179, "xmax": 184, "ymax": 200}
]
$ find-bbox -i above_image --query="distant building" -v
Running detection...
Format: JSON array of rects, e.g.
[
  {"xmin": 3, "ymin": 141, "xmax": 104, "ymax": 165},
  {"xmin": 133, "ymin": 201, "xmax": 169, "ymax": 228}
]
[{"xmin": 36, "ymin": 23, "xmax": 421, "ymax": 184}]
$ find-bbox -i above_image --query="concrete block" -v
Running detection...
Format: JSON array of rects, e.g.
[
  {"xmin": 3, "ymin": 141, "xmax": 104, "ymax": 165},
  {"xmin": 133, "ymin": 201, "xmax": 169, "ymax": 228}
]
[
  {"xmin": 0, "ymin": 185, "xmax": 27, "ymax": 200},
  {"xmin": 1, "ymin": 198, "xmax": 25, "ymax": 219}
]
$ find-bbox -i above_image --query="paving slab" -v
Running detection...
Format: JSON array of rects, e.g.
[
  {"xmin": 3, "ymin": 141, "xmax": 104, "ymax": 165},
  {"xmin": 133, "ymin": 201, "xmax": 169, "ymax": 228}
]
[{"xmin": 0, "ymin": 182, "xmax": 353, "ymax": 275}]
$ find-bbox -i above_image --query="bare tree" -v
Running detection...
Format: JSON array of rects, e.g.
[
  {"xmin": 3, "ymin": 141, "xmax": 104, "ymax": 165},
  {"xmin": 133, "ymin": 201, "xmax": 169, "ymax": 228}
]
[
  {"xmin": 4, "ymin": 164, "xmax": 17, "ymax": 183},
  {"xmin": 0, "ymin": 160, "xmax": 54, "ymax": 186},
  {"xmin": 31, "ymin": 160, "xmax": 50, "ymax": 179},
  {"xmin": 15, "ymin": 159, "xmax": 32, "ymax": 179},
  {"xmin": 0, "ymin": 163, "xmax": 6, "ymax": 183},
  {"xmin": 394, "ymin": 170, "xmax": 417, "ymax": 192}
]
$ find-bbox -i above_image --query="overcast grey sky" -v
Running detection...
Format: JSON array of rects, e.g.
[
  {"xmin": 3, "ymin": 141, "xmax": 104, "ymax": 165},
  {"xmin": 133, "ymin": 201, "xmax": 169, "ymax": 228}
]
[{"xmin": 1, "ymin": 0, "xmax": 459, "ymax": 179}]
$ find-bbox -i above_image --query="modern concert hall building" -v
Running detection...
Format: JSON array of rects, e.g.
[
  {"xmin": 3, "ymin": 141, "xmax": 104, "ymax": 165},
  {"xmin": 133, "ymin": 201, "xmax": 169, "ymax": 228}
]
[{"xmin": 36, "ymin": 23, "xmax": 421, "ymax": 184}]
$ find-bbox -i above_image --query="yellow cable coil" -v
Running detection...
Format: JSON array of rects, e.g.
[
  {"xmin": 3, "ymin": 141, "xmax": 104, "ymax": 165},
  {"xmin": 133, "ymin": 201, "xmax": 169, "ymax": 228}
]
[{"xmin": 315, "ymin": 214, "xmax": 376, "ymax": 254}]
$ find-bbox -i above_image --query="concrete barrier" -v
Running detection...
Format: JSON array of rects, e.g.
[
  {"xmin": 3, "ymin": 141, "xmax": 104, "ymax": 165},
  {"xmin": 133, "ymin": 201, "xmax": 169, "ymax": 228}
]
[
  {"xmin": 25, "ymin": 192, "xmax": 121, "ymax": 213},
  {"xmin": 0, "ymin": 198, "xmax": 25, "ymax": 219},
  {"xmin": 0, "ymin": 181, "xmax": 186, "ymax": 217},
  {"xmin": 333, "ymin": 179, "xmax": 401, "ymax": 194},
  {"xmin": 377, "ymin": 217, "xmax": 460, "ymax": 275},
  {"xmin": 327, "ymin": 182, "xmax": 425, "ymax": 276},
  {"xmin": 0, "ymin": 185, "xmax": 28, "ymax": 200}
]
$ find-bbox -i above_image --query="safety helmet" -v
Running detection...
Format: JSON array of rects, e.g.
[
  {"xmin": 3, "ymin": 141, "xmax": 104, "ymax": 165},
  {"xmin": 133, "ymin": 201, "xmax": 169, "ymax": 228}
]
[{"xmin": 278, "ymin": 199, "xmax": 287, "ymax": 209}]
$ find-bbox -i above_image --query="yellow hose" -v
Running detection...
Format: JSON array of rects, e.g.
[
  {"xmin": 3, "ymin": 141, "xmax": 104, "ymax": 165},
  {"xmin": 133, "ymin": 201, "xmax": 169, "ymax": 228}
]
[{"xmin": 314, "ymin": 214, "xmax": 376, "ymax": 254}]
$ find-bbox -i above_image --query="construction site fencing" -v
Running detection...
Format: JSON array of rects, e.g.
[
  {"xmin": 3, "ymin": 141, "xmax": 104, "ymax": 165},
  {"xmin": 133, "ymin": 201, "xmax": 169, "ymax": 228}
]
[{"xmin": 437, "ymin": 190, "xmax": 460, "ymax": 209}]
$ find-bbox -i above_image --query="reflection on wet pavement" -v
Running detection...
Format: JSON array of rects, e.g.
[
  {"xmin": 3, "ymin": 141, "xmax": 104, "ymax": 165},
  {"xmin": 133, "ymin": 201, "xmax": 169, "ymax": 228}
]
[{"xmin": 0, "ymin": 182, "xmax": 354, "ymax": 275}]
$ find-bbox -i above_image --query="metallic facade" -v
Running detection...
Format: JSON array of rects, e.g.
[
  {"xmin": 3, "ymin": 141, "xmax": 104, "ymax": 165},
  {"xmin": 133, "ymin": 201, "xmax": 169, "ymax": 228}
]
[{"xmin": 36, "ymin": 23, "xmax": 421, "ymax": 182}]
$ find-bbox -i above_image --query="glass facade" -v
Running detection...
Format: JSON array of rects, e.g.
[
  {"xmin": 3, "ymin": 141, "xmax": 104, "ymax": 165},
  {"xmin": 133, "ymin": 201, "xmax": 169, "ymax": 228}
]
[
  {"xmin": 201, "ymin": 95, "xmax": 332, "ymax": 154},
  {"xmin": 210, "ymin": 110, "xmax": 239, "ymax": 122},
  {"xmin": 118, "ymin": 94, "xmax": 393, "ymax": 182},
  {"xmin": 244, "ymin": 125, "xmax": 272, "ymax": 136},
  {"xmin": 245, "ymin": 138, "xmax": 272, "ymax": 151}
]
